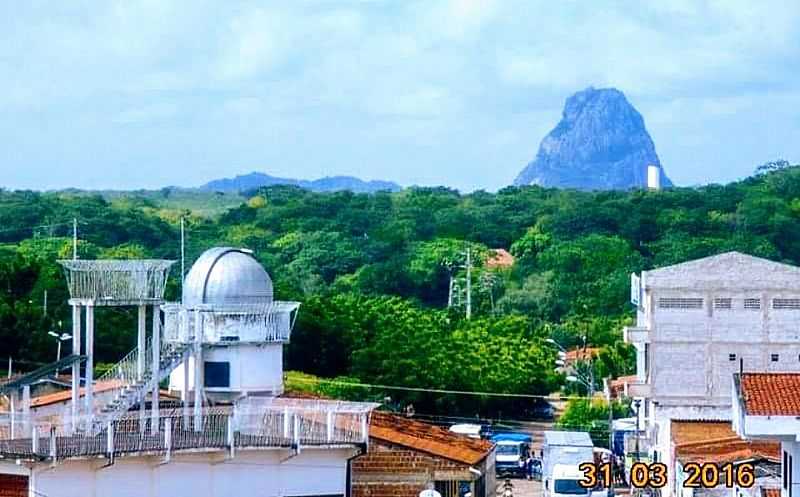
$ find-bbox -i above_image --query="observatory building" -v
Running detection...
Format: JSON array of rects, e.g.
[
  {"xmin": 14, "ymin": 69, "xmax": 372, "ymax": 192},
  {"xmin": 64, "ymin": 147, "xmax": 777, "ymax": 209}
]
[
  {"xmin": 0, "ymin": 247, "xmax": 377, "ymax": 497},
  {"xmin": 165, "ymin": 247, "xmax": 299, "ymax": 404}
]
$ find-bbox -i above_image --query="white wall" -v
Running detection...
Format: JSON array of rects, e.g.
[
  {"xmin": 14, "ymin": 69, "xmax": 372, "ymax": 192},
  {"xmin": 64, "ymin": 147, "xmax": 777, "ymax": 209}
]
[
  {"xmin": 29, "ymin": 448, "xmax": 354, "ymax": 497},
  {"xmin": 169, "ymin": 344, "xmax": 284, "ymax": 397}
]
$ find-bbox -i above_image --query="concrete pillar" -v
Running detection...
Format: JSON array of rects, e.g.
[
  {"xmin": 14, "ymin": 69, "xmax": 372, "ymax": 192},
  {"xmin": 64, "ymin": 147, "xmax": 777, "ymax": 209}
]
[
  {"xmin": 182, "ymin": 357, "xmax": 190, "ymax": 427},
  {"xmin": 151, "ymin": 305, "xmax": 161, "ymax": 431},
  {"xmin": 9, "ymin": 392, "xmax": 15, "ymax": 439},
  {"xmin": 137, "ymin": 305, "xmax": 146, "ymax": 379},
  {"xmin": 138, "ymin": 305, "xmax": 147, "ymax": 430},
  {"xmin": 84, "ymin": 303, "xmax": 95, "ymax": 430},
  {"xmin": 193, "ymin": 310, "xmax": 203, "ymax": 432},
  {"xmin": 71, "ymin": 304, "xmax": 81, "ymax": 432},
  {"xmin": 22, "ymin": 385, "xmax": 30, "ymax": 437}
]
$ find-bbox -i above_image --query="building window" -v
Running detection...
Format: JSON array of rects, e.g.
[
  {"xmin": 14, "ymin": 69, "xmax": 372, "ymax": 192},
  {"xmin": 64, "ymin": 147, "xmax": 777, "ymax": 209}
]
[
  {"xmin": 714, "ymin": 298, "xmax": 733, "ymax": 309},
  {"xmin": 204, "ymin": 361, "xmax": 231, "ymax": 388},
  {"xmin": 729, "ymin": 354, "xmax": 737, "ymax": 361},
  {"xmin": 774, "ymin": 298, "xmax": 800, "ymax": 310},
  {"xmin": 785, "ymin": 451, "xmax": 789, "ymax": 490},
  {"xmin": 744, "ymin": 298, "xmax": 761, "ymax": 310},
  {"xmin": 659, "ymin": 298, "xmax": 704, "ymax": 309},
  {"xmin": 771, "ymin": 354, "xmax": 780, "ymax": 363}
]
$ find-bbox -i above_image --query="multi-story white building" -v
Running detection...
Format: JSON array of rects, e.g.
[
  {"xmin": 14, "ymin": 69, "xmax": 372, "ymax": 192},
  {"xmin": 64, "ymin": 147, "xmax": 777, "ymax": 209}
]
[
  {"xmin": 0, "ymin": 247, "xmax": 378, "ymax": 497},
  {"xmin": 624, "ymin": 252, "xmax": 800, "ymax": 495}
]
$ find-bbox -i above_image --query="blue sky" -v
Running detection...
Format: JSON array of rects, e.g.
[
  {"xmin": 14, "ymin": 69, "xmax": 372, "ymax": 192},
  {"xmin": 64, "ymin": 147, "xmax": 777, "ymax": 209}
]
[{"xmin": 2, "ymin": 0, "xmax": 799, "ymax": 192}]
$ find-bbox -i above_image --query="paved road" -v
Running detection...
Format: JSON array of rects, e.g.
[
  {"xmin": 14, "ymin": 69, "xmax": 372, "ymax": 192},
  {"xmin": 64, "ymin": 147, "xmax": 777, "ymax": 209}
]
[{"xmin": 496, "ymin": 478, "xmax": 541, "ymax": 497}]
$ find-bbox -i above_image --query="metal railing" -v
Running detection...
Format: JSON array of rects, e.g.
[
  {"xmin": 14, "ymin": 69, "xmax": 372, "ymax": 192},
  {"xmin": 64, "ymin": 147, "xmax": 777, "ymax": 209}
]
[
  {"xmin": 162, "ymin": 302, "xmax": 300, "ymax": 344},
  {"xmin": 92, "ymin": 339, "xmax": 191, "ymax": 429},
  {"xmin": 0, "ymin": 405, "xmax": 372, "ymax": 462},
  {"xmin": 58, "ymin": 260, "xmax": 174, "ymax": 302}
]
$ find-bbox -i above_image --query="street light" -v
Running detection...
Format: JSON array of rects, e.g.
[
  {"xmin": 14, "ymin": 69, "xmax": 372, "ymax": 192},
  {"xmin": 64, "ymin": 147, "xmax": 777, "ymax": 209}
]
[
  {"xmin": 547, "ymin": 337, "xmax": 595, "ymax": 397},
  {"xmin": 47, "ymin": 331, "xmax": 72, "ymax": 365}
]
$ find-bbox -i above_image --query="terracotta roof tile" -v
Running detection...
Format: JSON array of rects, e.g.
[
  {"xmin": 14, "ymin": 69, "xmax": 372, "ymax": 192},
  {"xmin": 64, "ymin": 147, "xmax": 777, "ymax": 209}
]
[
  {"xmin": 565, "ymin": 348, "xmax": 601, "ymax": 363},
  {"xmin": 762, "ymin": 488, "xmax": 781, "ymax": 497},
  {"xmin": 30, "ymin": 381, "xmax": 178, "ymax": 408},
  {"xmin": 486, "ymin": 249, "xmax": 515, "ymax": 269},
  {"xmin": 672, "ymin": 421, "xmax": 779, "ymax": 465},
  {"xmin": 740, "ymin": 373, "xmax": 800, "ymax": 416},
  {"xmin": 369, "ymin": 412, "xmax": 493, "ymax": 466}
]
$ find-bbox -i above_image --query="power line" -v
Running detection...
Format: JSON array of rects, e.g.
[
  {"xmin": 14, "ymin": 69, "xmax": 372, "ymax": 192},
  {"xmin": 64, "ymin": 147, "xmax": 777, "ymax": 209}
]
[{"xmin": 286, "ymin": 375, "xmax": 607, "ymax": 402}]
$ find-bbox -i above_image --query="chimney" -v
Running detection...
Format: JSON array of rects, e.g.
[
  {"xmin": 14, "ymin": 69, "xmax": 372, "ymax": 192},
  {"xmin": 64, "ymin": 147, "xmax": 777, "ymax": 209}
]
[{"xmin": 647, "ymin": 165, "xmax": 661, "ymax": 190}]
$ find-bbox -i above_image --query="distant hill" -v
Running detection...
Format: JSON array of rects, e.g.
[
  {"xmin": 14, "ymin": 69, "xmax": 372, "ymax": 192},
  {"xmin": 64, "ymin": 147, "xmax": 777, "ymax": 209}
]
[
  {"xmin": 200, "ymin": 172, "xmax": 402, "ymax": 194},
  {"xmin": 514, "ymin": 87, "xmax": 672, "ymax": 190}
]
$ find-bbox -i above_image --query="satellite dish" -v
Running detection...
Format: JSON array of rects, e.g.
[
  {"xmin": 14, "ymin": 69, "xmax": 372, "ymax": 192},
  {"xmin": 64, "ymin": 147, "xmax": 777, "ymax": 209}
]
[{"xmin": 419, "ymin": 490, "xmax": 442, "ymax": 497}]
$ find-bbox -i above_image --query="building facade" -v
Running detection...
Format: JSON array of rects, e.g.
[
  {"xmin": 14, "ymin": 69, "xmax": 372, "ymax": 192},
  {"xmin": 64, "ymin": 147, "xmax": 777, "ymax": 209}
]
[
  {"xmin": 0, "ymin": 247, "xmax": 378, "ymax": 497},
  {"xmin": 733, "ymin": 372, "xmax": 800, "ymax": 497},
  {"xmin": 624, "ymin": 252, "xmax": 800, "ymax": 496},
  {"xmin": 352, "ymin": 412, "xmax": 495, "ymax": 497}
]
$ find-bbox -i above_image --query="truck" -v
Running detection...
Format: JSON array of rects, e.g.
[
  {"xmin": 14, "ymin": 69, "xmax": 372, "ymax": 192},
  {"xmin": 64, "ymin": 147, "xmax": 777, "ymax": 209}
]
[
  {"xmin": 491, "ymin": 433, "xmax": 532, "ymax": 478},
  {"xmin": 541, "ymin": 431, "xmax": 595, "ymax": 497}
]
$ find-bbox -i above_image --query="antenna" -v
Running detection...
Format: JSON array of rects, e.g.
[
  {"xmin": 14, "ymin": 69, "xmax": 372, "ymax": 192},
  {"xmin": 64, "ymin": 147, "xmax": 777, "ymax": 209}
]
[
  {"xmin": 465, "ymin": 247, "xmax": 472, "ymax": 320},
  {"xmin": 72, "ymin": 218, "xmax": 78, "ymax": 260},
  {"xmin": 180, "ymin": 216, "xmax": 186, "ymax": 303}
]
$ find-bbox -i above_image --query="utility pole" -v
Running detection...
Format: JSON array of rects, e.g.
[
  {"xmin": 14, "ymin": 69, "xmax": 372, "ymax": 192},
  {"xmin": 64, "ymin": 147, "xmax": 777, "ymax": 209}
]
[
  {"xmin": 43, "ymin": 290, "xmax": 47, "ymax": 317},
  {"xmin": 180, "ymin": 216, "xmax": 186, "ymax": 302},
  {"xmin": 465, "ymin": 248, "xmax": 472, "ymax": 320},
  {"xmin": 6, "ymin": 357, "xmax": 11, "ymax": 379},
  {"xmin": 72, "ymin": 218, "xmax": 78, "ymax": 260},
  {"xmin": 607, "ymin": 381, "xmax": 614, "ymax": 491}
]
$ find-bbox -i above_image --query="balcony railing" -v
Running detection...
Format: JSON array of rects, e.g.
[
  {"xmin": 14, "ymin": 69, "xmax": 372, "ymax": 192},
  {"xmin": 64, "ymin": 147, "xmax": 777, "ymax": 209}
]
[
  {"xmin": 623, "ymin": 326, "xmax": 650, "ymax": 344},
  {"xmin": 627, "ymin": 382, "xmax": 652, "ymax": 398},
  {"xmin": 0, "ymin": 400, "xmax": 375, "ymax": 462},
  {"xmin": 162, "ymin": 302, "xmax": 300, "ymax": 344},
  {"xmin": 58, "ymin": 260, "xmax": 174, "ymax": 305}
]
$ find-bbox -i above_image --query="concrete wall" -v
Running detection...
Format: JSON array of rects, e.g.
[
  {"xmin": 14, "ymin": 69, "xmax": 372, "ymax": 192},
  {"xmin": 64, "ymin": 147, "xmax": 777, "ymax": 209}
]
[
  {"xmin": 352, "ymin": 440, "xmax": 492, "ymax": 497},
  {"xmin": 781, "ymin": 441, "xmax": 800, "ymax": 497},
  {"xmin": 647, "ymin": 289, "xmax": 800, "ymax": 407},
  {"xmin": 169, "ymin": 344, "xmax": 283, "ymax": 397},
  {"xmin": 18, "ymin": 448, "xmax": 353, "ymax": 497}
]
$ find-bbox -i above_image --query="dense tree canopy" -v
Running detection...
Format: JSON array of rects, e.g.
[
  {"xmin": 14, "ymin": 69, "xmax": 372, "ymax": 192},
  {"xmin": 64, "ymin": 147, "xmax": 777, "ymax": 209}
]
[{"xmin": 2, "ymin": 163, "xmax": 800, "ymax": 415}]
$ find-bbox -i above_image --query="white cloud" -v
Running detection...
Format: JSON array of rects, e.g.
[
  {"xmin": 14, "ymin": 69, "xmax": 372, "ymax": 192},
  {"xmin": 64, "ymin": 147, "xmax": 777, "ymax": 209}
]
[{"xmin": 0, "ymin": 0, "xmax": 799, "ymax": 190}]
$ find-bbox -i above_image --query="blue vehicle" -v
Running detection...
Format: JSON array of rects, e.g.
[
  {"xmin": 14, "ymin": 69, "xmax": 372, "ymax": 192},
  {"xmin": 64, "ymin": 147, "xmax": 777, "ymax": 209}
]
[{"xmin": 491, "ymin": 433, "xmax": 533, "ymax": 478}]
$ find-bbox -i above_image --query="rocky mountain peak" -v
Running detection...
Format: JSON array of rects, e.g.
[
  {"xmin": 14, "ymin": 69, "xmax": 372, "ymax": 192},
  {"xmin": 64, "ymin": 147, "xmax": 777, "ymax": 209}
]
[{"xmin": 514, "ymin": 87, "xmax": 672, "ymax": 190}]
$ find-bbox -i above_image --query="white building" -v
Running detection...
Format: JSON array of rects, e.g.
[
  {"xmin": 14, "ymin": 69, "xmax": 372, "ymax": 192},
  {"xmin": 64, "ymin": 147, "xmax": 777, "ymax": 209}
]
[
  {"xmin": 733, "ymin": 372, "xmax": 800, "ymax": 497},
  {"xmin": 624, "ymin": 252, "xmax": 800, "ymax": 496},
  {"xmin": 0, "ymin": 247, "xmax": 378, "ymax": 497}
]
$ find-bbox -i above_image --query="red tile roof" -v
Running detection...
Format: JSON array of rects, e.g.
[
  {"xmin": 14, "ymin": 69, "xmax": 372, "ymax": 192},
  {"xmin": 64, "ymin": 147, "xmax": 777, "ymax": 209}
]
[
  {"xmin": 31, "ymin": 381, "xmax": 177, "ymax": 408},
  {"xmin": 369, "ymin": 411, "xmax": 493, "ymax": 466},
  {"xmin": 672, "ymin": 421, "xmax": 779, "ymax": 465},
  {"xmin": 740, "ymin": 373, "xmax": 800, "ymax": 416},
  {"xmin": 607, "ymin": 375, "xmax": 637, "ymax": 399},
  {"xmin": 485, "ymin": 249, "xmax": 515, "ymax": 269},
  {"xmin": 565, "ymin": 347, "xmax": 601, "ymax": 363},
  {"xmin": 762, "ymin": 488, "xmax": 781, "ymax": 497}
]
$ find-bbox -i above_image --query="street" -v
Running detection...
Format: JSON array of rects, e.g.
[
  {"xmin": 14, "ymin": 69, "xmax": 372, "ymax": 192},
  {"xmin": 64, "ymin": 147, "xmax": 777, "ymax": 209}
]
[{"xmin": 496, "ymin": 477, "xmax": 541, "ymax": 497}]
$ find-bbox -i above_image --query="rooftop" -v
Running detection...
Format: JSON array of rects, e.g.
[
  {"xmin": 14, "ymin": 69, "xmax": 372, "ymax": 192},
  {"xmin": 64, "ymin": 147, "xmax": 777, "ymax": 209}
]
[
  {"xmin": 672, "ymin": 420, "xmax": 779, "ymax": 464},
  {"xmin": 369, "ymin": 411, "xmax": 494, "ymax": 466},
  {"xmin": 485, "ymin": 249, "xmax": 515, "ymax": 269},
  {"xmin": 739, "ymin": 373, "xmax": 800, "ymax": 416},
  {"xmin": 642, "ymin": 252, "xmax": 800, "ymax": 290},
  {"xmin": 565, "ymin": 347, "xmax": 601, "ymax": 363}
]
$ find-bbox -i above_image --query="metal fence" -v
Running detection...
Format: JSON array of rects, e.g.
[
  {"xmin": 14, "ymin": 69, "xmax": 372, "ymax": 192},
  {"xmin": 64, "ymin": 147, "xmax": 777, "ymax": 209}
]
[
  {"xmin": 162, "ymin": 302, "xmax": 300, "ymax": 344},
  {"xmin": 0, "ymin": 403, "xmax": 373, "ymax": 462}
]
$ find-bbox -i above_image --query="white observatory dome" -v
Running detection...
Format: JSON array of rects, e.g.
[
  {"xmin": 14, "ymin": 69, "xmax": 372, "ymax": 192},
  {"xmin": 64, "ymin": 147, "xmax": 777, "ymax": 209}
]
[{"xmin": 182, "ymin": 247, "xmax": 274, "ymax": 307}]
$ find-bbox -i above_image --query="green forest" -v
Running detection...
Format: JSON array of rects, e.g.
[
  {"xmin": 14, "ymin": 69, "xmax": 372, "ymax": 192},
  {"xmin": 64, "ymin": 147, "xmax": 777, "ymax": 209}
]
[{"xmin": 1, "ymin": 160, "xmax": 798, "ymax": 417}]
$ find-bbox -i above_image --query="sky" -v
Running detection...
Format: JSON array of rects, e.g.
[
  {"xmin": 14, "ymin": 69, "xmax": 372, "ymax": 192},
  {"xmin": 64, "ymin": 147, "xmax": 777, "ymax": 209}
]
[{"xmin": 1, "ymin": 0, "xmax": 799, "ymax": 192}]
